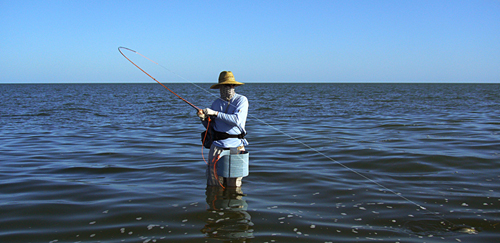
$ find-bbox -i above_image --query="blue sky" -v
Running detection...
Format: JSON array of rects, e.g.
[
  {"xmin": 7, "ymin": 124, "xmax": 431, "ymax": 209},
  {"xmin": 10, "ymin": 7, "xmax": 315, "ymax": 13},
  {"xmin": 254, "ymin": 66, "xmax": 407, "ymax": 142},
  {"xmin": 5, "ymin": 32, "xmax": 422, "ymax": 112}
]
[{"xmin": 1, "ymin": 0, "xmax": 499, "ymax": 83}]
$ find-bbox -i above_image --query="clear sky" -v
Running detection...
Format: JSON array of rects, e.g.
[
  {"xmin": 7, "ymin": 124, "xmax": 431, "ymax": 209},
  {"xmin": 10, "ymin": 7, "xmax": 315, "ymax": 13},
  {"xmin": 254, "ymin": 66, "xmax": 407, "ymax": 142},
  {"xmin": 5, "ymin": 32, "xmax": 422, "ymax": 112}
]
[{"xmin": 1, "ymin": 0, "xmax": 499, "ymax": 83}]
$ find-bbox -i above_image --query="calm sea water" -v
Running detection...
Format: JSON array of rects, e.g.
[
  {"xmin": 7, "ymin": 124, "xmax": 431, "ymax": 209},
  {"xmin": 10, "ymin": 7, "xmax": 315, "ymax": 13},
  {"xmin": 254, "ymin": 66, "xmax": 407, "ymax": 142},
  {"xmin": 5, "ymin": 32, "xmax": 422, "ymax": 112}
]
[{"xmin": 0, "ymin": 83, "xmax": 499, "ymax": 243}]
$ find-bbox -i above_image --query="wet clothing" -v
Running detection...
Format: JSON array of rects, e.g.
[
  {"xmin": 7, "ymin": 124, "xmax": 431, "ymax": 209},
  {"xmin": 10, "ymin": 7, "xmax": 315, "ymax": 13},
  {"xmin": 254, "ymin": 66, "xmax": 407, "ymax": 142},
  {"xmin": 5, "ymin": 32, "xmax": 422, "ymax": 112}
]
[{"xmin": 206, "ymin": 144, "xmax": 245, "ymax": 187}]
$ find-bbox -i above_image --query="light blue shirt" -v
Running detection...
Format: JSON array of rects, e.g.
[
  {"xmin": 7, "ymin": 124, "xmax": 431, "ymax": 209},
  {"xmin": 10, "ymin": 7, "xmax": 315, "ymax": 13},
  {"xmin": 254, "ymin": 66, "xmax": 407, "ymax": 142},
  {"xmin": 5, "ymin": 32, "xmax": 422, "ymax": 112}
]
[{"xmin": 204, "ymin": 93, "xmax": 249, "ymax": 148}]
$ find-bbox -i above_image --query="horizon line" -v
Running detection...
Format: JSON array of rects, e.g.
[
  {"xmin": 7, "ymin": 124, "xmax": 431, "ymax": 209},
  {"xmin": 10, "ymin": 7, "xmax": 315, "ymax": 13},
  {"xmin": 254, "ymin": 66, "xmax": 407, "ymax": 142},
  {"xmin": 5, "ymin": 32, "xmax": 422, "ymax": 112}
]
[{"xmin": 1, "ymin": 81, "xmax": 499, "ymax": 84}]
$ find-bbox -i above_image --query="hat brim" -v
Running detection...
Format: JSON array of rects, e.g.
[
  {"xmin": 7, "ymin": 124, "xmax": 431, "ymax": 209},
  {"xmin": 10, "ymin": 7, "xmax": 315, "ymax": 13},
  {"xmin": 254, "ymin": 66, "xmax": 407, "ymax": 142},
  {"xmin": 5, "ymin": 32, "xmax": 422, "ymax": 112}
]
[{"xmin": 210, "ymin": 80, "xmax": 244, "ymax": 89}]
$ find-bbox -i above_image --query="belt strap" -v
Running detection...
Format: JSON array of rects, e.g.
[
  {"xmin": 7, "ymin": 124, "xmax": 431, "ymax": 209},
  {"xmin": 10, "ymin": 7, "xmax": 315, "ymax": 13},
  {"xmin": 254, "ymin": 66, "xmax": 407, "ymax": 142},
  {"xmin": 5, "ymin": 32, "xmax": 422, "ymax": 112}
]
[{"xmin": 214, "ymin": 130, "xmax": 246, "ymax": 140}]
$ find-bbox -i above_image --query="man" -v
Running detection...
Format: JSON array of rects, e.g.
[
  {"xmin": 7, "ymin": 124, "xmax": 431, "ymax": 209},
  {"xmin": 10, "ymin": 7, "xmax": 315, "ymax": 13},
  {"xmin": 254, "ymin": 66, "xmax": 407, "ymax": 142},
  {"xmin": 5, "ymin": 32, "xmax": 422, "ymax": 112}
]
[{"xmin": 197, "ymin": 71, "xmax": 249, "ymax": 187}]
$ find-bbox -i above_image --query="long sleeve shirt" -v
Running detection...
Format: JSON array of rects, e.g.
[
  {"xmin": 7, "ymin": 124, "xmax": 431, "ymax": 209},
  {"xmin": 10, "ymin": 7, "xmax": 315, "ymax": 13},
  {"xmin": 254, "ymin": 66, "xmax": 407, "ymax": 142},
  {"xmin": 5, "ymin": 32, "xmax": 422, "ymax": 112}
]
[{"xmin": 203, "ymin": 93, "xmax": 249, "ymax": 148}]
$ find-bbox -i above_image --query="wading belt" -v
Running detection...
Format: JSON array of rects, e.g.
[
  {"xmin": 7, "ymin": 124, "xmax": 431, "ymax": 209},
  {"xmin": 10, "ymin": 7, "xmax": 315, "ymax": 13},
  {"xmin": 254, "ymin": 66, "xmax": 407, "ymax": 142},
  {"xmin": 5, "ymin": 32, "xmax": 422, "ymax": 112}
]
[{"xmin": 213, "ymin": 130, "xmax": 246, "ymax": 141}]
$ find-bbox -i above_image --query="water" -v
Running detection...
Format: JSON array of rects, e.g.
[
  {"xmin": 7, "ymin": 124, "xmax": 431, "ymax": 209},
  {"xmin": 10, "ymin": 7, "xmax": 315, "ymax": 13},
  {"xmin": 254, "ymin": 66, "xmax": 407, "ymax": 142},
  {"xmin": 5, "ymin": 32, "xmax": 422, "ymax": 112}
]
[{"xmin": 1, "ymin": 83, "xmax": 499, "ymax": 243}]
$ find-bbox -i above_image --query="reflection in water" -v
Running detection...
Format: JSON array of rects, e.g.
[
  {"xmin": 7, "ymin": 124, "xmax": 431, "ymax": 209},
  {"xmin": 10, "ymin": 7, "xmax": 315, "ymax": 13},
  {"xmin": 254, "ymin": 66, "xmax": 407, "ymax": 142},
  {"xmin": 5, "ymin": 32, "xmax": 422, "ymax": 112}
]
[{"xmin": 201, "ymin": 186, "xmax": 254, "ymax": 241}]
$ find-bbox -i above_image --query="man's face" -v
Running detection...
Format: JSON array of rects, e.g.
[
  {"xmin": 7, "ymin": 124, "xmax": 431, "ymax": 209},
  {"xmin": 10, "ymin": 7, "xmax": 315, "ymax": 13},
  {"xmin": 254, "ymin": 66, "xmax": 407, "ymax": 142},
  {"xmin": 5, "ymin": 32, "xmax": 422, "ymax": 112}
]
[{"xmin": 220, "ymin": 84, "xmax": 236, "ymax": 101}]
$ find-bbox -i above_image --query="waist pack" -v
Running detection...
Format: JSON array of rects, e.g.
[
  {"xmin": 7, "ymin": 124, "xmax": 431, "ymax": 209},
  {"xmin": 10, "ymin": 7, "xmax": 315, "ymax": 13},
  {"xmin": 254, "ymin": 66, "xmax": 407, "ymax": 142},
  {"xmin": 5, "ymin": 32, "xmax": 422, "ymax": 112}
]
[
  {"xmin": 201, "ymin": 125, "xmax": 246, "ymax": 149},
  {"xmin": 201, "ymin": 125, "xmax": 215, "ymax": 149}
]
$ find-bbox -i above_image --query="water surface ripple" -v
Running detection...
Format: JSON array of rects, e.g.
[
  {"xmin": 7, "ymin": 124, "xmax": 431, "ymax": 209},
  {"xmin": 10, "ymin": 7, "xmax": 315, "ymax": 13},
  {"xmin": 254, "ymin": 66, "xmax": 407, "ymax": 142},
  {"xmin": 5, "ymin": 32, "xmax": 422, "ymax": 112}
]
[{"xmin": 1, "ymin": 83, "xmax": 499, "ymax": 242}]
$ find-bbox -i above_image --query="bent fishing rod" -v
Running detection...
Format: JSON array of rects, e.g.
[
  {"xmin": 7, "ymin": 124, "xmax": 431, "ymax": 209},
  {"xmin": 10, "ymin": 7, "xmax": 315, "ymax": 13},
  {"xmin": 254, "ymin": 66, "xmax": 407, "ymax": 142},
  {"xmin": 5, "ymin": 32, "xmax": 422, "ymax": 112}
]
[{"xmin": 118, "ymin": 46, "xmax": 200, "ymax": 111}]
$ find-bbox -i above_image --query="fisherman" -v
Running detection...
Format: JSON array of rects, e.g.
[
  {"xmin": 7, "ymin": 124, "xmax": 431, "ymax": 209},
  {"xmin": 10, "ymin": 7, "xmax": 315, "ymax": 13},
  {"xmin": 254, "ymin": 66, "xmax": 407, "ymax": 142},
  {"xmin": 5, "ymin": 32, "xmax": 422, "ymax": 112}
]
[{"xmin": 197, "ymin": 71, "xmax": 249, "ymax": 187}]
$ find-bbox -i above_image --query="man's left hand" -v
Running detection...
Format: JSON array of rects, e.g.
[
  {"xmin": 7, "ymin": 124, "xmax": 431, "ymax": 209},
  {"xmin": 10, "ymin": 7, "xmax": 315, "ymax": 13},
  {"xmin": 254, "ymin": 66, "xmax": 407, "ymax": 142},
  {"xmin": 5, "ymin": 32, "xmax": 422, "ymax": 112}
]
[{"xmin": 203, "ymin": 108, "xmax": 218, "ymax": 116}]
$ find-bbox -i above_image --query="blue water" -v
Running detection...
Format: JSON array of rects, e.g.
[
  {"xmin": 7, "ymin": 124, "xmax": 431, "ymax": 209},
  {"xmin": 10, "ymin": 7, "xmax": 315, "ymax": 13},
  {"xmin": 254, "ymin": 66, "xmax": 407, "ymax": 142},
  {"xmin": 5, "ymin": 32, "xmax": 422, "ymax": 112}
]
[{"xmin": 0, "ymin": 83, "xmax": 499, "ymax": 243}]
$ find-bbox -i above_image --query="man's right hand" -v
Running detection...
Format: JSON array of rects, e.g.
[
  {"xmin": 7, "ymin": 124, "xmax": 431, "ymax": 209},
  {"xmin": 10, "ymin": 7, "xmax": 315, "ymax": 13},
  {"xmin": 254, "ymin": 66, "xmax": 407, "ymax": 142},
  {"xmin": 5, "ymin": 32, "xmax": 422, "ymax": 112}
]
[{"xmin": 197, "ymin": 109, "xmax": 206, "ymax": 120}]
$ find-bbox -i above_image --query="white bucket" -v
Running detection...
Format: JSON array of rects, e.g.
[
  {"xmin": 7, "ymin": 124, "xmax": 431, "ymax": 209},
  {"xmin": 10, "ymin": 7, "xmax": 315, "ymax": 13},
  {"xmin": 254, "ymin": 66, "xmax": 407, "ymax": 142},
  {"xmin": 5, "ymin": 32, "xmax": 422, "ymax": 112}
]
[{"xmin": 216, "ymin": 150, "xmax": 249, "ymax": 178}]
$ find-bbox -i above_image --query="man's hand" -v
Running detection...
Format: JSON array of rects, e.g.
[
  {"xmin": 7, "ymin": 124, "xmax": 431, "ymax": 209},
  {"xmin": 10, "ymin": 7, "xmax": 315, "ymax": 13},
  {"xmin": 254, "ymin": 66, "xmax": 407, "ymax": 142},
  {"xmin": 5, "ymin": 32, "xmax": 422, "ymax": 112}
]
[
  {"xmin": 197, "ymin": 109, "xmax": 206, "ymax": 120},
  {"xmin": 203, "ymin": 108, "xmax": 218, "ymax": 116}
]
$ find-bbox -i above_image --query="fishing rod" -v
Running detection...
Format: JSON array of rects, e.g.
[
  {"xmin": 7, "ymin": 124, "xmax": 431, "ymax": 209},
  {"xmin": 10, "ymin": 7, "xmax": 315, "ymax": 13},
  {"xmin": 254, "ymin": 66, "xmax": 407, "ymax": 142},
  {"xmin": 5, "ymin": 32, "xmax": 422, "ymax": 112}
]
[
  {"xmin": 119, "ymin": 46, "xmax": 217, "ymax": 180},
  {"xmin": 118, "ymin": 46, "xmax": 201, "ymax": 111}
]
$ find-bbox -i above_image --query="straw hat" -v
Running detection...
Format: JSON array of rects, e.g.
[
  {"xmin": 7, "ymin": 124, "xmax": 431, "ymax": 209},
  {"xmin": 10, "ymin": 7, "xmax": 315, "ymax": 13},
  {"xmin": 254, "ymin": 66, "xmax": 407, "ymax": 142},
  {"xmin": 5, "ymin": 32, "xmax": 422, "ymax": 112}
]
[{"xmin": 210, "ymin": 71, "xmax": 244, "ymax": 89}]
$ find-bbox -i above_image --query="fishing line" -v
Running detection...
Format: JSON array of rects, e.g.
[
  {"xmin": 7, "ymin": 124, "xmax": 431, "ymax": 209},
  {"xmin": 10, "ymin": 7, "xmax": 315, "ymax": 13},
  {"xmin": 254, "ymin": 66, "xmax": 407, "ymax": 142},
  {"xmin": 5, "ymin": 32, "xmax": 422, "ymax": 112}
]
[
  {"xmin": 249, "ymin": 114, "xmax": 474, "ymax": 232},
  {"xmin": 119, "ymin": 47, "xmax": 222, "ymax": 186},
  {"xmin": 251, "ymin": 118, "xmax": 474, "ymax": 233},
  {"xmin": 117, "ymin": 47, "xmax": 472, "ymax": 233},
  {"xmin": 118, "ymin": 47, "xmax": 201, "ymax": 111}
]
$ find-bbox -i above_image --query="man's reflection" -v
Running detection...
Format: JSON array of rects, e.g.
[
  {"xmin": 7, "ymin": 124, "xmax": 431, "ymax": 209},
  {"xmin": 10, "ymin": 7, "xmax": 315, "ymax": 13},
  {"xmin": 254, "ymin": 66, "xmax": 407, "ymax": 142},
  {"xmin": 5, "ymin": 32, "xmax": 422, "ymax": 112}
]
[{"xmin": 201, "ymin": 186, "xmax": 254, "ymax": 241}]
